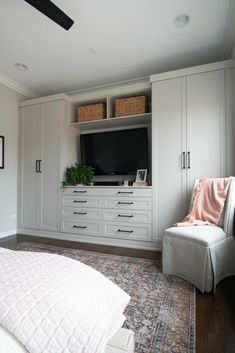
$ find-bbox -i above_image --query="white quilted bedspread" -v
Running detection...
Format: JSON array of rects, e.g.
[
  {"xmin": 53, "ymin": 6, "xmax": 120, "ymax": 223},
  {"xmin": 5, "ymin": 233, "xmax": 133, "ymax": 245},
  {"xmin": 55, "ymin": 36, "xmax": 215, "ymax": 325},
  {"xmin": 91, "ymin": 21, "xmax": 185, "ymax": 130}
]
[{"xmin": 0, "ymin": 247, "xmax": 130, "ymax": 353}]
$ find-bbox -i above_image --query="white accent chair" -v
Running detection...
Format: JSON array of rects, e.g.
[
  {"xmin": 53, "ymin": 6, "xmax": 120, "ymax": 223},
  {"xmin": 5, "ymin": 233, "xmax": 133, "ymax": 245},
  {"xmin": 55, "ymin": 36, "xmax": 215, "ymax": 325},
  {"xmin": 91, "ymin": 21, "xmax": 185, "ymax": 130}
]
[{"xmin": 162, "ymin": 178, "xmax": 235, "ymax": 293}]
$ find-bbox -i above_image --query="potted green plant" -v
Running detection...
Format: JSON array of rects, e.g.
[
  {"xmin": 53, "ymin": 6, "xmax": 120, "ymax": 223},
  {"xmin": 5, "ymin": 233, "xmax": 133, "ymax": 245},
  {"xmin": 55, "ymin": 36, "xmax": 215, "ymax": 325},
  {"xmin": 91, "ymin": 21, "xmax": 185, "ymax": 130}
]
[{"xmin": 62, "ymin": 163, "xmax": 94, "ymax": 186}]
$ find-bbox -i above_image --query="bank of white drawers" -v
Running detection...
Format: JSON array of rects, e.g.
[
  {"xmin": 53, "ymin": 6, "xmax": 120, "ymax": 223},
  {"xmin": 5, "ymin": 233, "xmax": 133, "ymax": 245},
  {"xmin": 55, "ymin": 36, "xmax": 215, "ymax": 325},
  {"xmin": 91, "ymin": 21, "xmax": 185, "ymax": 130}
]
[{"xmin": 61, "ymin": 187, "xmax": 152, "ymax": 242}]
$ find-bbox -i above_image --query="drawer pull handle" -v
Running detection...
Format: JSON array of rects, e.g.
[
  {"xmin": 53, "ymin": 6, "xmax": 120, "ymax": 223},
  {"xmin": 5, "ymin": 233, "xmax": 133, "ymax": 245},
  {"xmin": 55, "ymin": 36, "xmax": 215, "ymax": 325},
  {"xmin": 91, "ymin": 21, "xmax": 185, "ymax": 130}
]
[
  {"xmin": 117, "ymin": 202, "xmax": 133, "ymax": 205},
  {"xmin": 73, "ymin": 200, "xmax": 87, "ymax": 203},
  {"xmin": 73, "ymin": 212, "xmax": 87, "ymax": 215},
  {"xmin": 73, "ymin": 225, "xmax": 87, "ymax": 229},
  {"xmin": 73, "ymin": 190, "xmax": 87, "ymax": 193},
  {"xmin": 118, "ymin": 214, "xmax": 133, "ymax": 218},
  {"xmin": 117, "ymin": 229, "xmax": 133, "ymax": 233},
  {"xmin": 118, "ymin": 191, "xmax": 133, "ymax": 194}
]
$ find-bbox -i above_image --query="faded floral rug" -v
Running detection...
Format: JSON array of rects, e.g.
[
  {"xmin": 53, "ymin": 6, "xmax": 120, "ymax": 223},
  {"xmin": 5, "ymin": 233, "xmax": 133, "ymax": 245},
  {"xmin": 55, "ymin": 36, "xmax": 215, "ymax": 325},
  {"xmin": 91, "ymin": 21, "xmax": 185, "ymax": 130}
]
[{"xmin": 16, "ymin": 241, "xmax": 195, "ymax": 353}]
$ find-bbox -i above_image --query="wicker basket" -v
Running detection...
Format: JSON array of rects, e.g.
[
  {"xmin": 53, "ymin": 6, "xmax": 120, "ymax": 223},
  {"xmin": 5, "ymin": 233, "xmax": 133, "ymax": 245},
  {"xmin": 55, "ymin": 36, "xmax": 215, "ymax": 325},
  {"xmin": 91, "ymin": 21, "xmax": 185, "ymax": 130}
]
[
  {"xmin": 77, "ymin": 103, "xmax": 106, "ymax": 122},
  {"xmin": 114, "ymin": 96, "xmax": 147, "ymax": 117}
]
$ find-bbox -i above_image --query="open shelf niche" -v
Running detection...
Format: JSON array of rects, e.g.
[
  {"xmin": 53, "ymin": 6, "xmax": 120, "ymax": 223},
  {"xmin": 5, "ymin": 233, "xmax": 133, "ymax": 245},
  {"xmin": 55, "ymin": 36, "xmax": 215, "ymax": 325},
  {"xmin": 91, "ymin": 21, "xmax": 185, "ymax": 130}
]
[{"xmin": 68, "ymin": 82, "xmax": 152, "ymax": 132}]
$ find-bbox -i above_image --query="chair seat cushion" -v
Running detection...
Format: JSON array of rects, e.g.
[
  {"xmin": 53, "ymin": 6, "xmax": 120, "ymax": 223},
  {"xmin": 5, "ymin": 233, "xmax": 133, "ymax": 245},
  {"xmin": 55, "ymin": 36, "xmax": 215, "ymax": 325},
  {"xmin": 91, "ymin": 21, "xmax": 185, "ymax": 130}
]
[{"xmin": 165, "ymin": 226, "xmax": 226, "ymax": 246}]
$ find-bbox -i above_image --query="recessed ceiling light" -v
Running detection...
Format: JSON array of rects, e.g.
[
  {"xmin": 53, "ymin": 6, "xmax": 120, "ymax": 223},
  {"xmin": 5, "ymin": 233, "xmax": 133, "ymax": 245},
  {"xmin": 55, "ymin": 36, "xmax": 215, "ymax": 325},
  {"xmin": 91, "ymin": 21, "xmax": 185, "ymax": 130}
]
[
  {"xmin": 173, "ymin": 14, "xmax": 191, "ymax": 28},
  {"xmin": 14, "ymin": 62, "xmax": 28, "ymax": 71}
]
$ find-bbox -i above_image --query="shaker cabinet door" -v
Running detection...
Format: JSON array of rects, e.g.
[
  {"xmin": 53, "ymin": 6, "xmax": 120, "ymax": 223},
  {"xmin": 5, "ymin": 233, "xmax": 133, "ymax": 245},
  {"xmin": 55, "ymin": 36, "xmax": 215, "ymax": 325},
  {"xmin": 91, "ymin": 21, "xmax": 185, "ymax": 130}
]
[
  {"xmin": 152, "ymin": 78, "xmax": 187, "ymax": 241},
  {"xmin": 19, "ymin": 104, "xmax": 41, "ymax": 229},
  {"xmin": 40, "ymin": 101, "xmax": 60, "ymax": 231},
  {"xmin": 186, "ymin": 70, "xmax": 226, "ymax": 196}
]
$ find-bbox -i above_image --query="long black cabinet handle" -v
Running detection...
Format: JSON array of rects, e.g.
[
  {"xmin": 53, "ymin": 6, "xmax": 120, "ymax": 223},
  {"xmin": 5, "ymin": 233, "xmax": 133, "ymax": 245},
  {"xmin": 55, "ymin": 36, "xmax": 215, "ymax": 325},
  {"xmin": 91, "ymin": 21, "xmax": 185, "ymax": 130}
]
[
  {"xmin": 118, "ymin": 214, "xmax": 134, "ymax": 218},
  {"xmin": 35, "ymin": 160, "xmax": 39, "ymax": 173},
  {"xmin": 35, "ymin": 160, "xmax": 42, "ymax": 173},
  {"xmin": 117, "ymin": 202, "xmax": 133, "ymax": 205},
  {"xmin": 73, "ymin": 225, "xmax": 87, "ymax": 229},
  {"xmin": 38, "ymin": 160, "xmax": 42, "ymax": 173},
  {"xmin": 73, "ymin": 190, "xmax": 87, "ymax": 193},
  {"xmin": 117, "ymin": 229, "xmax": 133, "ymax": 233},
  {"xmin": 118, "ymin": 191, "xmax": 133, "ymax": 194},
  {"xmin": 73, "ymin": 200, "xmax": 87, "ymax": 203},
  {"xmin": 73, "ymin": 211, "xmax": 87, "ymax": 215},
  {"xmin": 187, "ymin": 151, "xmax": 191, "ymax": 169},
  {"xmin": 182, "ymin": 152, "xmax": 186, "ymax": 169}
]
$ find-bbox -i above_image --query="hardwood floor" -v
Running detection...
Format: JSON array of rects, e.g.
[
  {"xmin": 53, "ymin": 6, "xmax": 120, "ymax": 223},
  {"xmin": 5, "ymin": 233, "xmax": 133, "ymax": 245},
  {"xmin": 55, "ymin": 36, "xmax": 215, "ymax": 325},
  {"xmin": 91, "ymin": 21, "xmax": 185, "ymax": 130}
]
[
  {"xmin": 1, "ymin": 234, "xmax": 235, "ymax": 353},
  {"xmin": 14, "ymin": 234, "xmax": 161, "ymax": 259},
  {"xmin": 196, "ymin": 277, "xmax": 235, "ymax": 353}
]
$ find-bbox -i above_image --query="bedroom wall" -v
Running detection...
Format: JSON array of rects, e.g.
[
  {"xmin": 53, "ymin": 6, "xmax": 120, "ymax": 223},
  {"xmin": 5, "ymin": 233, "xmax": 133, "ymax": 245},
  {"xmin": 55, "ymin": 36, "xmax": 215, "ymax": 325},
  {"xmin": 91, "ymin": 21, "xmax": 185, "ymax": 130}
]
[{"xmin": 0, "ymin": 83, "xmax": 26, "ymax": 237}]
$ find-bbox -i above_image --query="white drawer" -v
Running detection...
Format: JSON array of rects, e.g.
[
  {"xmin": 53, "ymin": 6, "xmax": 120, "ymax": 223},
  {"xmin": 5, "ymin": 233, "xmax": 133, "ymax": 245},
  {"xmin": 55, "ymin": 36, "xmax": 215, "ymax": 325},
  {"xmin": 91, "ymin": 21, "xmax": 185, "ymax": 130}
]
[
  {"xmin": 61, "ymin": 220, "xmax": 101, "ymax": 236},
  {"xmin": 61, "ymin": 196, "xmax": 102, "ymax": 208},
  {"xmin": 103, "ymin": 209, "xmax": 152, "ymax": 223},
  {"xmin": 102, "ymin": 222, "xmax": 152, "ymax": 241},
  {"xmin": 61, "ymin": 207, "xmax": 101, "ymax": 220},
  {"xmin": 102, "ymin": 188, "xmax": 152, "ymax": 197},
  {"xmin": 61, "ymin": 187, "xmax": 102, "ymax": 196},
  {"xmin": 103, "ymin": 197, "xmax": 152, "ymax": 210}
]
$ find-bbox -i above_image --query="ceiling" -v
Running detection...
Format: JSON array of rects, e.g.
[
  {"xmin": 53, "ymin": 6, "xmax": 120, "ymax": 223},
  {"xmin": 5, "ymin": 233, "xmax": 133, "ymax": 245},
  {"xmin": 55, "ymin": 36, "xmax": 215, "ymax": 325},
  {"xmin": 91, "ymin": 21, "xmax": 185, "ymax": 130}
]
[{"xmin": 0, "ymin": 0, "xmax": 234, "ymax": 97}]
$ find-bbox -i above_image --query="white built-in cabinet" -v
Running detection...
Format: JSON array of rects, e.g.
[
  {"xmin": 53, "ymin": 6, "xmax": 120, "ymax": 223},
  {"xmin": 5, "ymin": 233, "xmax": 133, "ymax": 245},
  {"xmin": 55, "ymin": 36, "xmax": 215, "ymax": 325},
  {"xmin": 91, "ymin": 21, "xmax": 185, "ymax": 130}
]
[
  {"xmin": 17, "ymin": 61, "xmax": 234, "ymax": 251},
  {"xmin": 151, "ymin": 66, "xmax": 233, "ymax": 242},
  {"xmin": 18, "ymin": 97, "xmax": 77, "ymax": 232}
]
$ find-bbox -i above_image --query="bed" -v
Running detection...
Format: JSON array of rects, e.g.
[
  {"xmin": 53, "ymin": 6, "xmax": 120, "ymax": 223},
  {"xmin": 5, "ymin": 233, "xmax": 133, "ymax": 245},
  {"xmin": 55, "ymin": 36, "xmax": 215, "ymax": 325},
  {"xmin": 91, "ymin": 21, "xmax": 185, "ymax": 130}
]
[
  {"xmin": 0, "ymin": 247, "xmax": 135, "ymax": 353},
  {"xmin": 0, "ymin": 325, "xmax": 134, "ymax": 353}
]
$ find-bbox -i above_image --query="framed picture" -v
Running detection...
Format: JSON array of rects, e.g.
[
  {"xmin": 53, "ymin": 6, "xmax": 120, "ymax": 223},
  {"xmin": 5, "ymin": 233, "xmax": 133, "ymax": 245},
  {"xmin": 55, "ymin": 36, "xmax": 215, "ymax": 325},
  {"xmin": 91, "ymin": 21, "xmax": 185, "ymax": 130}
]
[
  {"xmin": 0, "ymin": 136, "xmax": 4, "ymax": 169},
  {"xmin": 136, "ymin": 169, "xmax": 147, "ymax": 182}
]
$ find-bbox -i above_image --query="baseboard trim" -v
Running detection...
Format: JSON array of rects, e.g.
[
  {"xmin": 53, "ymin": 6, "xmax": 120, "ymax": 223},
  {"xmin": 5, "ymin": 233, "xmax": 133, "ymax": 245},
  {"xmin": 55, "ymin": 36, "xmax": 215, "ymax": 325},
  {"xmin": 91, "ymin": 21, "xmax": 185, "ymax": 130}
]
[
  {"xmin": 0, "ymin": 229, "xmax": 17, "ymax": 239},
  {"xmin": 17, "ymin": 228, "xmax": 163, "ymax": 251}
]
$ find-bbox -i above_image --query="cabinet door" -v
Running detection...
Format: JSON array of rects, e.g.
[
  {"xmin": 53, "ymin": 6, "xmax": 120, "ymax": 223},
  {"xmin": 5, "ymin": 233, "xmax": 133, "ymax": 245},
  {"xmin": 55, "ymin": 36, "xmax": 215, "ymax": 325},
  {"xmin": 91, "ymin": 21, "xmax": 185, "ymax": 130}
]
[
  {"xmin": 186, "ymin": 70, "xmax": 226, "ymax": 196},
  {"xmin": 19, "ymin": 105, "xmax": 41, "ymax": 228},
  {"xmin": 40, "ymin": 101, "xmax": 61, "ymax": 231},
  {"xmin": 152, "ymin": 78, "xmax": 187, "ymax": 241}
]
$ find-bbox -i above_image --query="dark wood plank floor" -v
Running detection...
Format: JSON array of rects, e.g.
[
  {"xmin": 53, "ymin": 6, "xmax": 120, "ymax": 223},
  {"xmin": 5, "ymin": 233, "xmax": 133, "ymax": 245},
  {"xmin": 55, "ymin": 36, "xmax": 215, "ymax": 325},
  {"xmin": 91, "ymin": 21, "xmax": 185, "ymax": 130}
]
[{"xmin": 1, "ymin": 234, "xmax": 235, "ymax": 353}]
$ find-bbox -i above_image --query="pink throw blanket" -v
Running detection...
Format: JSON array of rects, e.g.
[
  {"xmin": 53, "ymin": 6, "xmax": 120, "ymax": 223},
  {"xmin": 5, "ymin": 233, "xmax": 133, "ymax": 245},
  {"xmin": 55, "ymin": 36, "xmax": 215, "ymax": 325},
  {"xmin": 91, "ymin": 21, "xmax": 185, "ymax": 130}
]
[{"xmin": 175, "ymin": 178, "xmax": 231, "ymax": 227}]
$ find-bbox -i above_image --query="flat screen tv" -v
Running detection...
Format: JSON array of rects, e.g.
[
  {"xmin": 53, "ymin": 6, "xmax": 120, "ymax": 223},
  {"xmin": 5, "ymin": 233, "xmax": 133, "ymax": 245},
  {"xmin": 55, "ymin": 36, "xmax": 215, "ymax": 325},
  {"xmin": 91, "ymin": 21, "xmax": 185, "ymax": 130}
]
[{"xmin": 80, "ymin": 128, "xmax": 148, "ymax": 177}]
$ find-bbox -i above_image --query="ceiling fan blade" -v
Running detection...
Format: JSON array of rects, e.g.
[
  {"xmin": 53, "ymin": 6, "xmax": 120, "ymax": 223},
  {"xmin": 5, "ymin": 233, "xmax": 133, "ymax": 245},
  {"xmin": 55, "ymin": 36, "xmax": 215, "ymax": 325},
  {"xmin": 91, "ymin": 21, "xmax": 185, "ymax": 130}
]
[{"xmin": 24, "ymin": 0, "xmax": 74, "ymax": 30}]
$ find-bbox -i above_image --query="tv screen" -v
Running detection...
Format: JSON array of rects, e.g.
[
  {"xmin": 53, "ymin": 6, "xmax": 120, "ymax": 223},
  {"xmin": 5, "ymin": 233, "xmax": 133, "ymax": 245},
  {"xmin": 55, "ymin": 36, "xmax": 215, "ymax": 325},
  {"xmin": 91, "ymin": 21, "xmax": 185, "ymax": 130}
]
[{"xmin": 80, "ymin": 128, "xmax": 148, "ymax": 176}]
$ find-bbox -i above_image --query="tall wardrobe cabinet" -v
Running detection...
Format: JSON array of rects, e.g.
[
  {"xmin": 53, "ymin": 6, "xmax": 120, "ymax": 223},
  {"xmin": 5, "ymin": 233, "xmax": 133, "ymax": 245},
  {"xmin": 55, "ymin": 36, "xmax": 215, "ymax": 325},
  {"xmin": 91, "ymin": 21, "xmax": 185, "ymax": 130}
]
[
  {"xmin": 18, "ymin": 96, "xmax": 77, "ymax": 232},
  {"xmin": 151, "ymin": 63, "xmax": 234, "ymax": 243}
]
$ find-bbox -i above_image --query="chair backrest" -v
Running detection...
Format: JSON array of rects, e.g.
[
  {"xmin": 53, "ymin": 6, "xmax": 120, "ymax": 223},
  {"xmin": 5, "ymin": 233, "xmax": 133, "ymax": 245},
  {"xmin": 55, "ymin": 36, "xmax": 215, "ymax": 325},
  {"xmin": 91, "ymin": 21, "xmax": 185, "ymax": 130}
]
[
  {"xmin": 191, "ymin": 177, "xmax": 235, "ymax": 236},
  {"xmin": 223, "ymin": 177, "xmax": 235, "ymax": 236}
]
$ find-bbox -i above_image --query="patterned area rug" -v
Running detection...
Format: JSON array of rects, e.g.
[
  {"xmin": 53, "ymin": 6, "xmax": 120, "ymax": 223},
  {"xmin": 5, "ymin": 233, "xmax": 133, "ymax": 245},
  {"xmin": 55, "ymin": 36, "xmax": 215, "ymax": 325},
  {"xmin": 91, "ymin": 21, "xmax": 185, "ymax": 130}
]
[{"xmin": 16, "ymin": 241, "xmax": 195, "ymax": 353}]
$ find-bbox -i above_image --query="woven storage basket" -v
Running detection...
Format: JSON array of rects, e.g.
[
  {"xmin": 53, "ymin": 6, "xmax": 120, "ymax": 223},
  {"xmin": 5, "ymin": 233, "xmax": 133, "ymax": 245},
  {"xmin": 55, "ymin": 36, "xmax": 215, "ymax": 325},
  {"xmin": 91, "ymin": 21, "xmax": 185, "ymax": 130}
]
[
  {"xmin": 77, "ymin": 103, "xmax": 106, "ymax": 122},
  {"xmin": 114, "ymin": 96, "xmax": 147, "ymax": 117}
]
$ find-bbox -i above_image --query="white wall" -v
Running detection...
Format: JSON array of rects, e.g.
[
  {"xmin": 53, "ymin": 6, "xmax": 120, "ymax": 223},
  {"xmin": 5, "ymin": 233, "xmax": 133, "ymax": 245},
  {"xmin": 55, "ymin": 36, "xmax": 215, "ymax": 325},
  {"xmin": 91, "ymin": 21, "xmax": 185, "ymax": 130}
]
[{"xmin": 0, "ymin": 83, "xmax": 26, "ymax": 237}]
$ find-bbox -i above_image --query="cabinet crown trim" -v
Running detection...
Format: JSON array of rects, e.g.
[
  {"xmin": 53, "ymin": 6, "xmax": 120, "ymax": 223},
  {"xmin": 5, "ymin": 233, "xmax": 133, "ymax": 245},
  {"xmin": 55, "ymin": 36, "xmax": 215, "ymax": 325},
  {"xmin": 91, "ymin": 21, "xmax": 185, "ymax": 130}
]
[
  {"xmin": 150, "ymin": 60, "xmax": 233, "ymax": 83},
  {"xmin": 19, "ymin": 93, "xmax": 69, "ymax": 107}
]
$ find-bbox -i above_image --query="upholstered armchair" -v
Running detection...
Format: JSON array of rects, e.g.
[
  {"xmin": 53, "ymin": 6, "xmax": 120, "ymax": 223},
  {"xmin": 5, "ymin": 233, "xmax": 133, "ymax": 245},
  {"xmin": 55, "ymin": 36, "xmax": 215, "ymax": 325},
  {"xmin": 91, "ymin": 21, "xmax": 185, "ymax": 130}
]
[{"xmin": 162, "ymin": 178, "xmax": 235, "ymax": 293}]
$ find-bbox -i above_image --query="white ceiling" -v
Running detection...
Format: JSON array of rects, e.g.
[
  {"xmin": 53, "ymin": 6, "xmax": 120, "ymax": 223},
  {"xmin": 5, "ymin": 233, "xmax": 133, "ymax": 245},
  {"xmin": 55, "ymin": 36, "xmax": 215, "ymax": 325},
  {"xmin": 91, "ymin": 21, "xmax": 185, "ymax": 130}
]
[{"xmin": 0, "ymin": 0, "xmax": 234, "ymax": 97}]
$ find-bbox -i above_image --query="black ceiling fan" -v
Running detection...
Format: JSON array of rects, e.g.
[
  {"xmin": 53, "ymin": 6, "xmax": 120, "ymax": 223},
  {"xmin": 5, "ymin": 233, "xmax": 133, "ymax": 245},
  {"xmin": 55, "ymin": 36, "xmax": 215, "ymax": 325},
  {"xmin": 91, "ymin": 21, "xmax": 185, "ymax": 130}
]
[{"xmin": 24, "ymin": 0, "xmax": 74, "ymax": 30}]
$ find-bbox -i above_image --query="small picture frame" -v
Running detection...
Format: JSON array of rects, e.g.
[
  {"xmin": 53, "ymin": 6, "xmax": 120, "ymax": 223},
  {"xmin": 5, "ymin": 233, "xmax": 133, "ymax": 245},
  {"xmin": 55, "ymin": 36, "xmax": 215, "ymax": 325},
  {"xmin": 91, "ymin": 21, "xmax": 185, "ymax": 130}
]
[
  {"xmin": 0, "ymin": 136, "xmax": 4, "ymax": 169},
  {"xmin": 136, "ymin": 169, "xmax": 147, "ymax": 182}
]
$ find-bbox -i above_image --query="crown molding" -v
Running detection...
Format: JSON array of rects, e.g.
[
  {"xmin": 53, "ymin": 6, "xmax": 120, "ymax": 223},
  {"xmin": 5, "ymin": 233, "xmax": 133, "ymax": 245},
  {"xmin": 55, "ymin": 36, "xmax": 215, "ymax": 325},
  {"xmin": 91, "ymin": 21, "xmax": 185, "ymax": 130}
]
[
  {"xmin": 66, "ymin": 76, "xmax": 149, "ymax": 97},
  {"xmin": 221, "ymin": 0, "xmax": 235, "ymax": 59},
  {"xmin": 0, "ymin": 72, "xmax": 39, "ymax": 99}
]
